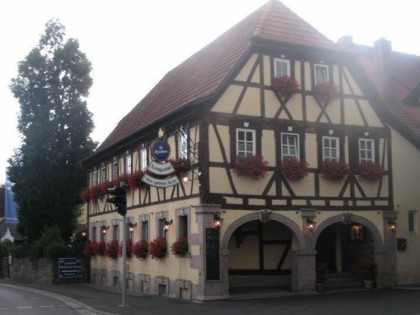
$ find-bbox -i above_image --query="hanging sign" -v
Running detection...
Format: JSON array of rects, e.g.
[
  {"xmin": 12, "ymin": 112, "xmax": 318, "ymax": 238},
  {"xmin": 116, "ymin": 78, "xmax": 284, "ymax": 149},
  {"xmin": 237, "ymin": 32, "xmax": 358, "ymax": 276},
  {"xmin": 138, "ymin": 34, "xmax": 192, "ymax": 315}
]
[
  {"xmin": 144, "ymin": 128, "xmax": 180, "ymax": 188},
  {"xmin": 151, "ymin": 139, "xmax": 171, "ymax": 162},
  {"xmin": 142, "ymin": 174, "xmax": 180, "ymax": 188},
  {"xmin": 147, "ymin": 161, "xmax": 175, "ymax": 175}
]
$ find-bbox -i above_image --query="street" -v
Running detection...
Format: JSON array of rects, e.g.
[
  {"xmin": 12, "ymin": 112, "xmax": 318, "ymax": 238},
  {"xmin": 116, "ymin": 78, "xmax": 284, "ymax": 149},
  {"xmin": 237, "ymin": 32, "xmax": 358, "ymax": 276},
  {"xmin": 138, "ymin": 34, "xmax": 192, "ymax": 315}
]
[
  {"xmin": 0, "ymin": 283, "xmax": 97, "ymax": 315},
  {"xmin": 1, "ymin": 280, "xmax": 420, "ymax": 315}
]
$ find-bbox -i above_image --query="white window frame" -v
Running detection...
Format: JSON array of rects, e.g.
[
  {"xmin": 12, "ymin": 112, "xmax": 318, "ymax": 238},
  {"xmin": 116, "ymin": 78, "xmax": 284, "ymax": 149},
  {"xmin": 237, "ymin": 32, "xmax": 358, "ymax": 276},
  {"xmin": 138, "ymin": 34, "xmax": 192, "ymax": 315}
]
[
  {"xmin": 125, "ymin": 152, "xmax": 132, "ymax": 174},
  {"xmin": 112, "ymin": 158, "xmax": 119, "ymax": 179},
  {"xmin": 92, "ymin": 169, "xmax": 98, "ymax": 186},
  {"xmin": 359, "ymin": 138, "xmax": 375, "ymax": 162},
  {"xmin": 100, "ymin": 166, "xmax": 106, "ymax": 183},
  {"xmin": 274, "ymin": 58, "xmax": 290, "ymax": 77},
  {"xmin": 140, "ymin": 147, "xmax": 148, "ymax": 170},
  {"xmin": 322, "ymin": 136, "xmax": 340, "ymax": 160},
  {"xmin": 281, "ymin": 133, "xmax": 299, "ymax": 159},
  {"xmin": 314, "ymin": 64, "xmax": 329, "ymax": 85},
  {"xmin": 177, "ymin": 127, "xmax": 188, "ymax": 159},
  {"xmin": 236, "ymin": 128, "xmax": 256, "ymax": 157}
]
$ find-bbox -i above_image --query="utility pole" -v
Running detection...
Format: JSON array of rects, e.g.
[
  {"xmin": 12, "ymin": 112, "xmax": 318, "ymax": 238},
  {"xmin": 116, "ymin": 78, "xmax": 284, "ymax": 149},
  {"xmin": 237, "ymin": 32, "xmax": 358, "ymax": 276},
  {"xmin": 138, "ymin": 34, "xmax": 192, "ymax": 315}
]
[
  {"xmin": 106, "ymin": 181, "xmax": 127, "ymax": 307},
  {"xmin": 121, "ymin": 213, "xmax": 127, "ymax": 307}
]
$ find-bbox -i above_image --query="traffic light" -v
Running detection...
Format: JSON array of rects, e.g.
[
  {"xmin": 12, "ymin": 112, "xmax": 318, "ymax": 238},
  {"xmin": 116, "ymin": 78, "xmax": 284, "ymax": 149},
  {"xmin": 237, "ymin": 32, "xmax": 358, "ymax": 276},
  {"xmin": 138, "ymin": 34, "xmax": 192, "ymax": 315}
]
[{"xmin": 106, "ymin": 185, "xmax": 126, "ymax": 216}]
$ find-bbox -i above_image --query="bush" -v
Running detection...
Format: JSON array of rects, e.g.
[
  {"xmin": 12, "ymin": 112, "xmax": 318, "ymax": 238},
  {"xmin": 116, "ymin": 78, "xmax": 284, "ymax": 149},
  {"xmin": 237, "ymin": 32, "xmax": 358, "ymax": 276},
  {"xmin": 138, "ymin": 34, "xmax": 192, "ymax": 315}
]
[
  {"xmin": 0, "ymin": 240, "xmax": 14, "ymax": 256},
  {"xmin": 46, "ymin": 243, "xmax": 72, "ymax": 258},
  {"xmin": 12, "ymin": 243, "xmax": 35, "ymax": 258},
  {"xmin": 32, "ymin": 226, "xmax": 65, "ymax": 258}
]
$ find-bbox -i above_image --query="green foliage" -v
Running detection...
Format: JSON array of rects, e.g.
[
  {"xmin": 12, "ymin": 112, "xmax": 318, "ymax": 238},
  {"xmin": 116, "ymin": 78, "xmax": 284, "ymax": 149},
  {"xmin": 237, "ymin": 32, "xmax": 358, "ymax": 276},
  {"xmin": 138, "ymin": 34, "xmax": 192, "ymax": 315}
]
[
  {"xmin": 0, "ymin": 240, "xmax": 15, "ymax": 256},
  {"xmin": 12, "ymin": 243, "xmax": 34, "ymax": 258},
  {"xmin": 46, "ymin": 243, "xmax": 73, "ymax": 258},
  {"xmin": 7, "ymin": 19, "xmax": 97, "ymax": 242},
  {"xmin": 32, "ymin": 226, "xmax": 65, "ymax": 258}
]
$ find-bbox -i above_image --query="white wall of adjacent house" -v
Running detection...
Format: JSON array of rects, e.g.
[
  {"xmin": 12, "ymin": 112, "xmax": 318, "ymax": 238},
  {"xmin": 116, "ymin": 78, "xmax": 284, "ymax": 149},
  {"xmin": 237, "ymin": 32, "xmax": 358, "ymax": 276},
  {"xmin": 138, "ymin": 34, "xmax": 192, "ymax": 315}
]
[{"xmin": 390, "ymin": 128, "xmax": 420, "ymax": 284}]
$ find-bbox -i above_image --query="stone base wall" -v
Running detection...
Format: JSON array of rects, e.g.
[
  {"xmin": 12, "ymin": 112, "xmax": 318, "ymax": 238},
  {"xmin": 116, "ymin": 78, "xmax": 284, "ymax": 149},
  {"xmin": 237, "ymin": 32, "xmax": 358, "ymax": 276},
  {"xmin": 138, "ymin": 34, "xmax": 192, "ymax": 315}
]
[
  {"xmin": 9, "ymin": 257, "xmax": 88, "ymax": 284},
  {"xmin": 9, "ymin": 257, "xmax": 54, "ymax": 284}
]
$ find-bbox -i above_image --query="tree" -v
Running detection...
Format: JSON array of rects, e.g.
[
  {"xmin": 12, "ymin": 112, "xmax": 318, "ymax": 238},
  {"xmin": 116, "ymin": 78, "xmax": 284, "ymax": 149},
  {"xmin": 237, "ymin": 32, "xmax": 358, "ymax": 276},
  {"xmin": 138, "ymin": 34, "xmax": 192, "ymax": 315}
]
[{"xmin": 8, "ymin": 19, "xmax": 96, "ymax": 242}]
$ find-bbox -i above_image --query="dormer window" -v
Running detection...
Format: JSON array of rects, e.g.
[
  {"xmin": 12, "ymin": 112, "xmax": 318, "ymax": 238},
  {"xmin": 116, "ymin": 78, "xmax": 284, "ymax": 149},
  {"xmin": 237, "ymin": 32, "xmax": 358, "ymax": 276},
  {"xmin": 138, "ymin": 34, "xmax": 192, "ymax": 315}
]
[
  {"xmin": 314, "ymin": 64, "xmax": 329, "ymax": 84},
  {"xmin": 274, "ymin": 58, "xmax": 290, "ymax": 77}
]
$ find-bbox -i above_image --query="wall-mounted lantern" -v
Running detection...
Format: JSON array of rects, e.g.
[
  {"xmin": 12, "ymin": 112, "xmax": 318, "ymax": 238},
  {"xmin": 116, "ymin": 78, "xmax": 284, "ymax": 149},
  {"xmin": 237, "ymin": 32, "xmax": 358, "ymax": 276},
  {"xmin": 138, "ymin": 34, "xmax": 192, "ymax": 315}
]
[
  {"xmin": 128, "ymin": 222, "xmax": 137, "ymax": 232},
  {"xmin": 213, "ymin": 215, "xmax": 224, "ymax": 228},
  {"xmin": 101, "ymin": 225, "xmax": 109, "ymax": 235},
  {"xmin": 163, "ymin": 219, "xmax": 173, "ymax": 231},
  {"xmin": 350, "ymin": 224, "xmax": 363, "ymax": 241},
  {"xmin": 306, "ymin": 219, "xmax": 316, "ymax": 232},
  {"xmin": 388, "ymin": 220, "xmax": 397, "ymax": 232}
]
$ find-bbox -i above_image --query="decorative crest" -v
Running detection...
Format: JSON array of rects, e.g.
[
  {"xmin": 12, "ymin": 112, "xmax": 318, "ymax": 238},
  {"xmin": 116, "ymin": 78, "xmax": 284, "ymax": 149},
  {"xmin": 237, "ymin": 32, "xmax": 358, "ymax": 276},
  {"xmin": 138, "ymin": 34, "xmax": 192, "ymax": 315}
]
[
  {"xmin": 342, "ymin": 212, "xmax": 352, "ymax": 225},
  {"xmin": 259, "ymin": 209, "xmax": 272, "ymax": 224}
]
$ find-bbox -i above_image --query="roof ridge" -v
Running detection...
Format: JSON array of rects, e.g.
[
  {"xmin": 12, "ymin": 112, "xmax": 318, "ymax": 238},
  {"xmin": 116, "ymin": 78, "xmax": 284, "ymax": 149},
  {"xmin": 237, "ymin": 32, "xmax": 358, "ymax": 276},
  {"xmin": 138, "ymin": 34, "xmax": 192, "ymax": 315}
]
[{"xmin": 253, "ymin": 0, "xmax": 274, "ymax": 38}]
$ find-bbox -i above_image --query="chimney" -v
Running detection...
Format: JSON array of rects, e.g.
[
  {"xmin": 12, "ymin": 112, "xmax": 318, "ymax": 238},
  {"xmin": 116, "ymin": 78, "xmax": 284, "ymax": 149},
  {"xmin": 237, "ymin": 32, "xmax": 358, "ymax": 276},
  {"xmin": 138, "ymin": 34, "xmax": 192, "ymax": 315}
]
[
  {"xmin": 373, "ymin": 38, "xmax": 393, "ymax": 103},
  {"xmin": 337, "ymin": 36, "xmax": 354, "ymax": 49}
]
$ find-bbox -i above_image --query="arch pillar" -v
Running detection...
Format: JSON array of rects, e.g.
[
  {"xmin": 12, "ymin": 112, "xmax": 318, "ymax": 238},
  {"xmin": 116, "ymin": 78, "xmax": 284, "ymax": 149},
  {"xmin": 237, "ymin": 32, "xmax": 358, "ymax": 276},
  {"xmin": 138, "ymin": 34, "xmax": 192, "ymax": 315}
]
[
  {"xmin": 377, "ymin": 211, "xmax": 397, "ymax": 288},
  {"xmin": 291, "ymin": 249, "xmax": 317, "ymax": 292}
]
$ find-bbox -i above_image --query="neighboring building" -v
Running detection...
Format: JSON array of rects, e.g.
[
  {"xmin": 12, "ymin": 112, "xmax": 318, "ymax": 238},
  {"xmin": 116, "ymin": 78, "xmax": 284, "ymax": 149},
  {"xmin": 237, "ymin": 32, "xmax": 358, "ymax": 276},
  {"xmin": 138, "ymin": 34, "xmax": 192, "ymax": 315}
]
[
  {"xmin": 82, "ymin": 0, "xmax": 416, "ymax": 300},
  {"xmin": 338, "ymin": 36, "xmax": 420, "ymax": 284},
  {"xmin": 4, "ymin": 180, "xmax": 18, "ymax": 224},
  {"xmin": 1, "ymin": 180, "xmax": 21, "ymax": 243}
]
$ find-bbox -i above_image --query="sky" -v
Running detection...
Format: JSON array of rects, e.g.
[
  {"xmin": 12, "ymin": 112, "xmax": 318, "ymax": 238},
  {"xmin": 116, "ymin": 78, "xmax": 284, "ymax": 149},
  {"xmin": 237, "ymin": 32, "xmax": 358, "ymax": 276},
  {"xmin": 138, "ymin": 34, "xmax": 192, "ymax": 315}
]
[{"xmin": 1, "ymin": 0, "xmax": 419, "ymax": 184}]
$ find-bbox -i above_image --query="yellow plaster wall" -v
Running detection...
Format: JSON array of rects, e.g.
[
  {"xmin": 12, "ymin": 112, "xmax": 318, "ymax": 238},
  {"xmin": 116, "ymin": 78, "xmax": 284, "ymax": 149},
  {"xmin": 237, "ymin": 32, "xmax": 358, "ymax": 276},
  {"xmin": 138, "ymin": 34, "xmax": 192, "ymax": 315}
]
[{"xmin": 390, "ymin": 129, "xmax": 420, "ymax": 284}]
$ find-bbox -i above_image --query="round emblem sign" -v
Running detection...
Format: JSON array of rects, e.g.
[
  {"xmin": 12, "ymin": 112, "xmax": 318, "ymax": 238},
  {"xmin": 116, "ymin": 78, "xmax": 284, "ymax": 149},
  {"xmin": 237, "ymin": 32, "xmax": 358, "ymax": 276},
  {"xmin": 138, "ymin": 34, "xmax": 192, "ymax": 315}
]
[{"xmin": 151, "ymin": 139, "xmax": 171, "ymax": 162}]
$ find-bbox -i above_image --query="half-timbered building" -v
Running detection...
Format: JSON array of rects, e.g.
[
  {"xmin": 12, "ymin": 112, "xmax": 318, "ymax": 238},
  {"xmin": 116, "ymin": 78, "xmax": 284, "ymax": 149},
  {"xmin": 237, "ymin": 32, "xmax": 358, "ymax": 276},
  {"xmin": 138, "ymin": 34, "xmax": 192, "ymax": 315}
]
[{"xmin": 81, "ymin": 0, "xmax": 411, "ymax": 300}]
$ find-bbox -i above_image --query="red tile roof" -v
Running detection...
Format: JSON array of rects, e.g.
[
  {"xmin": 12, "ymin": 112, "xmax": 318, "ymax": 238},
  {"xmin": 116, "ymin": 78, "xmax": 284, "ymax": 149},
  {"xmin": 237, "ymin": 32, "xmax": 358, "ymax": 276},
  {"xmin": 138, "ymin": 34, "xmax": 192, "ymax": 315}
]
[{"xmin": 96, "ymin": 0, "xmax": 347, "ymax": 153}]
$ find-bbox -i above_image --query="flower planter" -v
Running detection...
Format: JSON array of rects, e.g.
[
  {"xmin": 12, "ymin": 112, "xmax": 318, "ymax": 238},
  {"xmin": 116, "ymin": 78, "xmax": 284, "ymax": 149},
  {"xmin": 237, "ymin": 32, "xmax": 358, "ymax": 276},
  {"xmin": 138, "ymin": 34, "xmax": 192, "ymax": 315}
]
[
  {"xmin": 313, "ymin": 82, "xmax": 337, "ymax": 104},
  {"xmin": 149, "ymin": 236, "xmax": 167, "ymax": 260},
  {"xmin": 233, "ymin": 155, "xmax": 268, "ymax": 180},
  {"xmin": 320, "ymin": 159, "xmax": 349, "ymax": 182},
  {"xmin": 358, "ymin": 161, "xmax": 385, "ymax": 182},
  {"xmin": 171, "ymin": 237, "xmax": 189, "ymax": 256},
  {"xmin": 280, "ymin": 157, "xmax": 309, "ymax": 182},
  {"xmin": 272, "ymin": 75, "xmax": 299, "ymax": 99},
  {"xmin": 133, "ymin": 240, "xmax": 149, "ymax": 260}
]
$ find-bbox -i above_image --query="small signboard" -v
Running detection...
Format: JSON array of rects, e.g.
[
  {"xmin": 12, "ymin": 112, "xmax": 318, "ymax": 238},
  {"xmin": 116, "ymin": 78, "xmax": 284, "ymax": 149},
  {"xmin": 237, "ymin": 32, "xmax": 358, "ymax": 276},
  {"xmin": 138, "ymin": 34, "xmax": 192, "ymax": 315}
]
[
  {"xmin": 58, "ymin": 257, "xmax": 82, "ymax": 279},
  {"xmin": 151, "ymin": 139, "xmax": 171, "ymax": 162}
]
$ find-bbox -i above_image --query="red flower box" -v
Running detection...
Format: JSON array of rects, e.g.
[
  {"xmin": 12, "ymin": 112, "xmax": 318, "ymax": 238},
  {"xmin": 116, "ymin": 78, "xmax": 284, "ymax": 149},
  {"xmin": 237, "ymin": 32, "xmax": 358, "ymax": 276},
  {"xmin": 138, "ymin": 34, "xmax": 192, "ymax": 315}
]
[
  {"xmin": 233, "ymin": 154, "xmax": 268, "ymax": 179},
  {"xmin": 133, "ymin": 240, "xmax": 149, "ymax": 259},
  {"xmin": 168, "ymin": 157, "xmax": 192, "ymax": 176},
  {"xmin": 358, "ymin": 161, "xmax": 385, "ymax": 182},
  {"xmin": 272, "ymin": 75, "xmax": 299, "ymax": 98},
  {"xmin": 170, "ymin": 237, "xmax": 189, "ymax": 256},
  {"xmin": 149, "ymin": 236, "xmax": 167, "ymax": 260},
  {"xmin": 280, "ymin": 157, "xmax": 309, "ymax": 182},
  {"xmin": 313, "ymin": 82, "xmax": 337, "ymax": 103},
  {"xmin": 321, "ymin": 159, "xmax": 349, "ymax": 182}
]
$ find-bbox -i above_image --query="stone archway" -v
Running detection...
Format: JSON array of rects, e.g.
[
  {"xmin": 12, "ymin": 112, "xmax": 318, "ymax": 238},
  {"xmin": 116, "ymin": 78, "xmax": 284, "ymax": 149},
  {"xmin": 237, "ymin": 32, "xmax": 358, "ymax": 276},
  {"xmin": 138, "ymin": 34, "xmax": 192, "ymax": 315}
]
[
  {"xmin": 220, "ymin": 212, "xmax": 309, "ymax": 295},
  {"xmin": 312, "ymin": 214, "xmax": 395, "ymax": 289}
]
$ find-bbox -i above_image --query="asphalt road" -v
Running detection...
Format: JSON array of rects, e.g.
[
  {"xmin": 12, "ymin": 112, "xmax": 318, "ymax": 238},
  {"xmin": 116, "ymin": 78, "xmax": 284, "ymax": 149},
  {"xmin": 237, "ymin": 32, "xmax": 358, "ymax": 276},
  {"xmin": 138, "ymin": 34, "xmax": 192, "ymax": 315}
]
[
  {"xmin": 0, "ymin": 283, "xmax": 99, "ymax": 314},
  {"xmin": 2, "ymin": 280, "xmax": 420, "ymax": 315}
]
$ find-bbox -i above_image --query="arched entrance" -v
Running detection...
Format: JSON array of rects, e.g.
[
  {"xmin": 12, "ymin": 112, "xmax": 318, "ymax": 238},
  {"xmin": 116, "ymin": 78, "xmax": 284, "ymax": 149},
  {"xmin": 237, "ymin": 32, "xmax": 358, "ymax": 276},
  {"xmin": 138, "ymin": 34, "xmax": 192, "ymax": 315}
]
[
  {"xmin": 313, "ymin": 215, "xmax": 383, "ymax": 290},
  {"xmin": 221, "ymin": 213, "xmax": 306, "ymax": 295}
]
